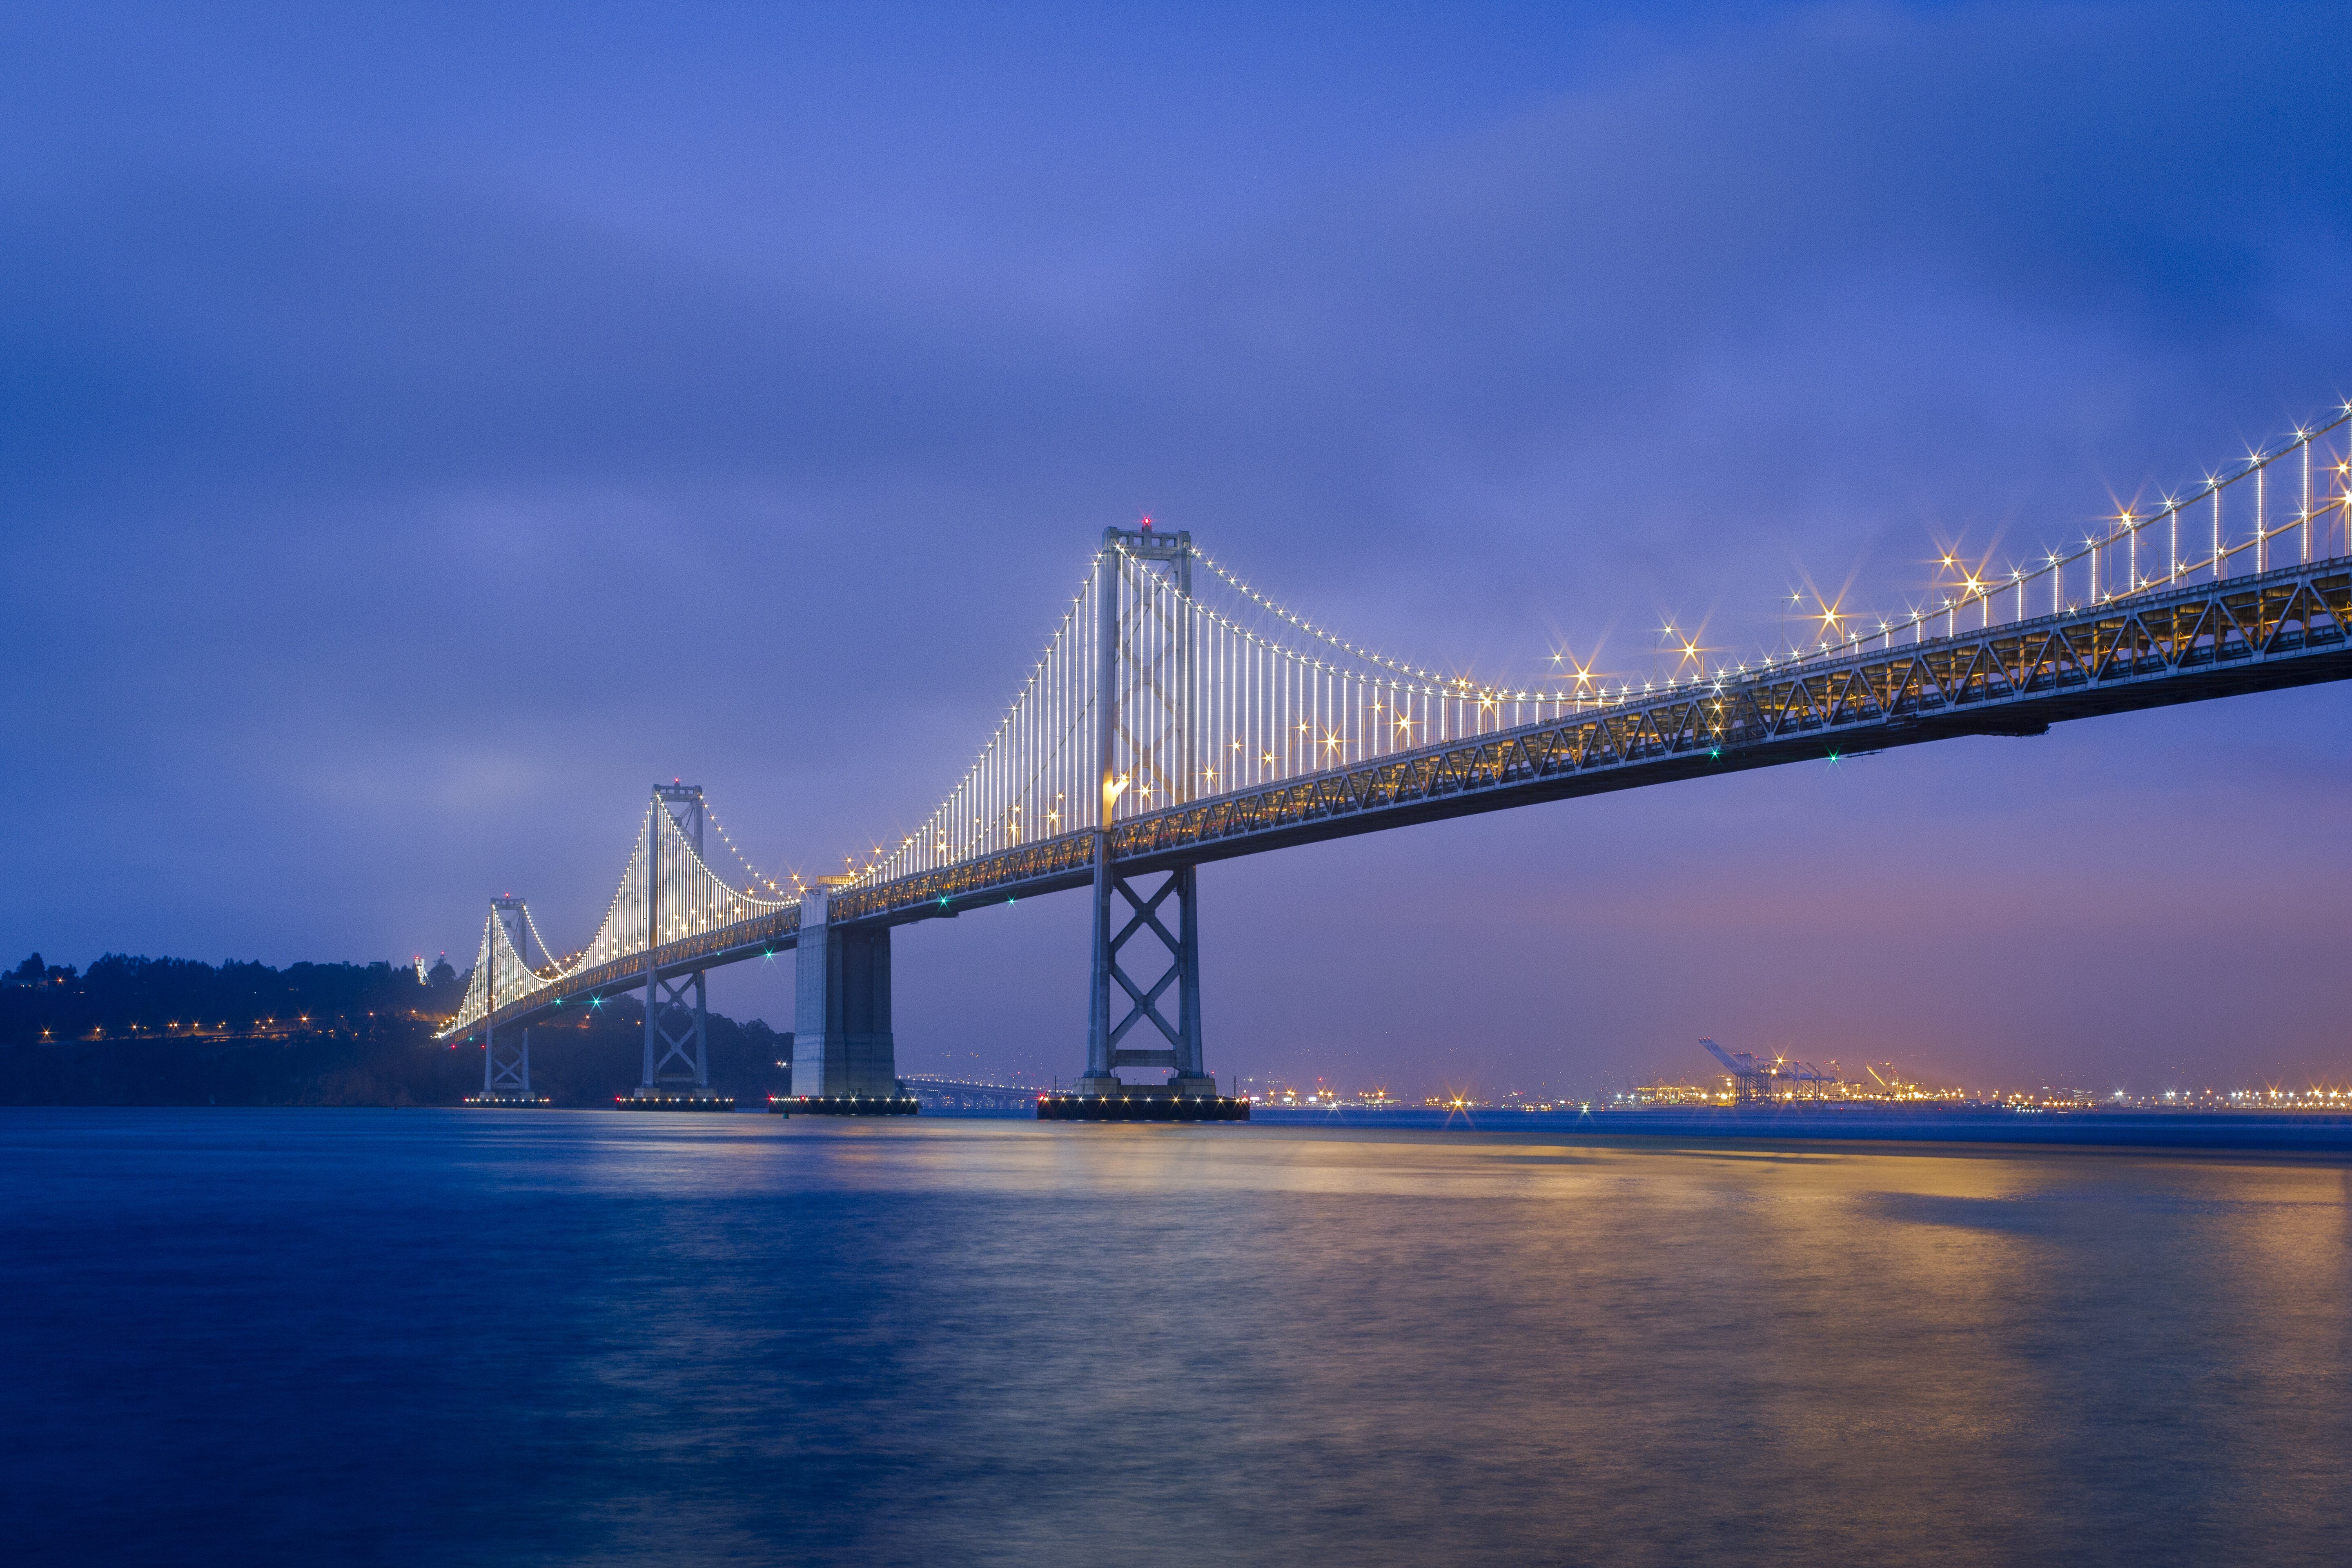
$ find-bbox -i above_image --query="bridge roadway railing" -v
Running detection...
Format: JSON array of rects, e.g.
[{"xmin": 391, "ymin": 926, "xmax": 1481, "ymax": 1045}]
[{"xmin": 831, "ymin": 555, "xmax": 2352, "ymax": 927}]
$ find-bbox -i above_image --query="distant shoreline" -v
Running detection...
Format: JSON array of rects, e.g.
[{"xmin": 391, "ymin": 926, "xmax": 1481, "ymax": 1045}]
[{"xmin": 1244, "ymin": 1105, "xmax": 2352, "ymax": 1154}]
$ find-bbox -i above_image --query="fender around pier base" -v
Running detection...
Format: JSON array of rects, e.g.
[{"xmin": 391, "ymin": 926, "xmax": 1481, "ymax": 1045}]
[
  {"xmin": 614, "ymin": 1092, "xmax": 736, "ymax": 1111},
  {"xmin": 772, "ymin": 1095, "xmax": 920, "ymax": 1116}
]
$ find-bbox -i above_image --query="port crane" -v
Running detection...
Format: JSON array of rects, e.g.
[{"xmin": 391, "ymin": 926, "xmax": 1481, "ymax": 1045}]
[{"xmin": 1700, "ymin": 1040, "xmax": 1840, "ymax": 1100}]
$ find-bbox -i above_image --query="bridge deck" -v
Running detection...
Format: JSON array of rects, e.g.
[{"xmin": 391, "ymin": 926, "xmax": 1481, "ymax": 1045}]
[
  {"xmin": 470, "ymin": 556, "xmax": 2352, "ymax": 1037},
  {"xmin": 836, "ymin": 557, "xmax": 2352, "ymax": 919}
]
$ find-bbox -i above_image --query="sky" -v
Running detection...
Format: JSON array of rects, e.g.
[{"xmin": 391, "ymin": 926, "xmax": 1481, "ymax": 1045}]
[{"xmin": 5, "ymin": 2, "xmax": 2351, "ymax": 1098}]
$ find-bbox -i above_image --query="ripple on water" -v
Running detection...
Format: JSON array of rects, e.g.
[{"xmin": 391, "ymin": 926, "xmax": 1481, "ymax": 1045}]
[{"xmin": 4, "ymin": 1110, "xmax": 2348, "ymax": 1568}]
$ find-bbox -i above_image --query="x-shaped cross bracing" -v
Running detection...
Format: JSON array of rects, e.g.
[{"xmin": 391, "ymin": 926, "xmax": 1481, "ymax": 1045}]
[
  {"xmin": 486, "ymin": 1032, "xmax": 530, "ymax": 1093},
  {"xmin": 646, "ymin": 971, "xmax": 706, "ymax": 1085},
  {"xmin": 1107, "ymin": 872, "xmax": 1185, "ymax": 1051}
]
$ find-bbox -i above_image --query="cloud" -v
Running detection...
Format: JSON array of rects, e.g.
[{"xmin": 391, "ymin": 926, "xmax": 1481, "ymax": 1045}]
[{"xmin": 4, "ymin": 2, "xmax": 2350, "ymax": 1089}]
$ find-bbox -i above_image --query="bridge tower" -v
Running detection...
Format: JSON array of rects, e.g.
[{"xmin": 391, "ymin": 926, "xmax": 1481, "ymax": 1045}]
[
  {"xmin": 466, "ymin": 902, "xmax": 548, "ymax": 1109},
  {"xmin": 482, "ymin": 895, "xmax": 535, "ymax": 1100},
  {"xmin": 790, "ymin": 878, "xmax": 909, "ymax": 1109},
  {"xmin": 631, "ymin": 782, "xmax": 724, "ymax": 1106},
  {"xmin": 1076, "ymin": 524, "xmax": 1219, "ymax": 1105}
]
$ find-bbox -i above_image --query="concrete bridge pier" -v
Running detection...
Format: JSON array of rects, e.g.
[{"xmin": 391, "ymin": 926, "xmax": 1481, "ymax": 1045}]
[{"xmin": 788, "ymin": 881, "xmax": 916, "ymax": 1113}]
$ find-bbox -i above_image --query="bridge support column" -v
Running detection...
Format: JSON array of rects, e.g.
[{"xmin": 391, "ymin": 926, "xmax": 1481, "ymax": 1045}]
[
  {"xmin": 486, "ymin": 1025, "xmax": 531, "ymax": 1097},
  {"xmin": 467, "ymin": 1022, "xmax": 549, "ymax": 1107},
  {"xmin": 792, "ymin": 883, "xmax": 909, "ymax": 1106},
  {"xmin": 1080, "ymin": 860, "xmax": 1215, "ymax": 1098},
  {"xmin": 641, "ymin": 969, "xmax": 710, "ymax": 1091},
  {"xmin": 1081, "ymin": 833, "xmax": 1117, "ymax": 1094}
]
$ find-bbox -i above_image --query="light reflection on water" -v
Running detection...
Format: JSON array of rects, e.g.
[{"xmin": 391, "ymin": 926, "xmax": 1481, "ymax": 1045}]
[{"xmin": 6, "ymin": 1110, "xmax": 2348, "ymax": 1566}]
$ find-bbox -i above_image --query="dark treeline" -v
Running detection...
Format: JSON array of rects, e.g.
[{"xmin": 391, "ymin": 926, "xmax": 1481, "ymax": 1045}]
[
  {"xmin": 1, "ymin": 951, "xmax": 464, "ymax": 1041},
  {"xmin": 0, "ymin": 953, "xmax": 792, "ymax": 1107}
]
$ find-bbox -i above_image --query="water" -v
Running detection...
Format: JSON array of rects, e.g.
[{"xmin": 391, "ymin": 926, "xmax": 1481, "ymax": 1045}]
[{"xmin": 7, "ymin": 1109, "xmax": 2348, "ymax": 1567}]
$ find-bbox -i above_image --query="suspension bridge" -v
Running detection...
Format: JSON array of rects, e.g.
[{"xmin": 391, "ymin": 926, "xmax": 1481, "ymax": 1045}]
[{"xmin": 440, "ymin": 408, "xmax": 2352, "ymax": 1115}]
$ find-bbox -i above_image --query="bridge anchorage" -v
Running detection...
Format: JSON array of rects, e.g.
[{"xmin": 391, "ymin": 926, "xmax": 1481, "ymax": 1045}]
[{"xmin": 436, "ymin": 404, "xmax": 2352, "ymax": 1127}]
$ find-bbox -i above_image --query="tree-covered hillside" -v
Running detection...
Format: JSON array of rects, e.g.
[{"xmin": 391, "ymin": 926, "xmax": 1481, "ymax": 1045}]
[{"xmin": 0, "ymin": 953, "xmax": 791, "ymax": 1107}]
